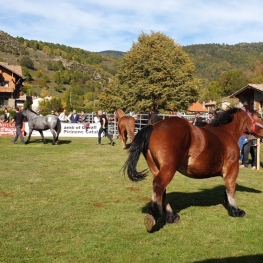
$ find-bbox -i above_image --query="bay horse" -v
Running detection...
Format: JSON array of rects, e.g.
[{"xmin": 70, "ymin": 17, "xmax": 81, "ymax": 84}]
[
  {"xmin": 21, "ymin": 109, "xmax": 61, "ymax": 145},
  {"xmin": 115, "ymin": 109, "xmax": 135, "ymax": 149},
  {"xmin": 123, "ymin": 107, "xmax": 263, "ymax": 232}
]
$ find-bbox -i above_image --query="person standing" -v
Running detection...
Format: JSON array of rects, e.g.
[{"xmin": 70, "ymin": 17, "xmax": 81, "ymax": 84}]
[
  {"xmin": 59, "ymin": 109, "xmax": 68, "ymax": 122},
  {"xmin": 4, "ymin": 108, "xmax": 10, "ymax": 122},
  {"xmin": 192, "ymin": 111, "xmax": 206, "ymax": 127},
  {"xmin": 70, "ymin": 110, "xmax": 79, "ymax": 123},
  {"xmin": 206, "ymin": 111, "xmax": 214, "ymax": 124},
  {"xmin": 11, "ymin": 107, "xmax": 25, "ymax": 144},
  {"xmin": 79, "ymin": 110, "xmax": 87, "ymax": 123},
  {"xmin": 241, "ymin": 134, "xmax": 257, "ymax": 169},
  {"xmin": 97, "ymin": 110, "xmax": 115, "ymax": 146}
]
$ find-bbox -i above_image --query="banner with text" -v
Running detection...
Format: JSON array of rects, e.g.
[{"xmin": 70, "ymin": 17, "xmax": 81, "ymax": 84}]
[{"xmin": 0, "ymin": 122, "xmax": 99, "ymax": 137}]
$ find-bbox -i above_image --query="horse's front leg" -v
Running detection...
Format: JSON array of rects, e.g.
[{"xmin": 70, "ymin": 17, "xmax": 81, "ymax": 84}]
[
  {"xmin": 39, "ymin": 131, "xmax": 46, "ymax": 144},
  {"xmin": 25, "ymin": 129, "xmax": 33, "ymax": 144},
  {"xmin": 224, "ymin": 165, "xmax": 246, "ymax": 217}
]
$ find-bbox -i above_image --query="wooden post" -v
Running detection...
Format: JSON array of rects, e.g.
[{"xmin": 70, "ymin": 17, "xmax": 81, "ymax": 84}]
[{"xmin": 257, "ymin": 138, "xmax": 260, "ymax": 170}]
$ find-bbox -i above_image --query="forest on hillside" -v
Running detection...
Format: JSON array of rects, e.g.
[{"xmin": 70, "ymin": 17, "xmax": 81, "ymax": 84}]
[{"xmin": 0, "ymin": 30, "xmax": 263, "ymax": 112}]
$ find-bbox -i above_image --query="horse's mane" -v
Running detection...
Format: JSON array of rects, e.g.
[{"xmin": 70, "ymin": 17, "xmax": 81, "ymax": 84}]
[
  {"xmin": 211, "ymin": 107, "xmax": 241, "ymax": 126},
  {"xmin": 26, "ymin": 108, "xmax": 38, "ymax": 115},
  {"xmin": 116, "ymin": 109, "xmax": 126, "ymax": 118}
]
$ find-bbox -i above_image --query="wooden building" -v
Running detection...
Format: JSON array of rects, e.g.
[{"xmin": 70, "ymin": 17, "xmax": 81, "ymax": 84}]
[
  {"xmin": 230, "ymin": 84, "xmax": 263, "ymax": 113},
  {"xmin": 0, "ymin": 62, "xmax": 26, "ymax": 109}
]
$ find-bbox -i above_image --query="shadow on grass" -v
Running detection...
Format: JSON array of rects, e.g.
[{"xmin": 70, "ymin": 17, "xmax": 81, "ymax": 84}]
[
  {"xmin": 141, "ymin": 184, "xmax": 261, "ymax": 233},
  {"xmin": 27, "ymin": 139, "xmax": 72, "ymax": 145},
  {"xmin": 193, "ymin": 254, "xmax": 263, "ymax": 263}
]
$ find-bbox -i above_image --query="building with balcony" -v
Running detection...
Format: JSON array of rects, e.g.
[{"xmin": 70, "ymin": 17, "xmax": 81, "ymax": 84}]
[{"xmin": 0, "ymin": 62, "xmax": 26, "ymax": 109}]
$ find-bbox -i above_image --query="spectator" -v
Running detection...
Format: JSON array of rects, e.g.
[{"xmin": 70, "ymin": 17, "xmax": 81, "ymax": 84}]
[
  {"xmin": 4, "ymin": 108, "xmax": 10, "ymax": 122},
  {"xmin": 192, "ymin": 111, "xmax": 206, "ymax": 127},
  {"xmin": 206, "ymin": 111, "xmax": 214, "ymax": 124},
  {"xmin": 240, "ymin": 134, "xmax": 257, "ymax": 169},
  {"xmin": 79, "ymin": 110, "xmax": 87, "ymax": 123},
  {"xmin": 70, "ymin": 110, "xmax": 79, "ymax": 123},
  {"xmin": 59, "ymin": 109, "xmax": 68, "ymax": 122}
]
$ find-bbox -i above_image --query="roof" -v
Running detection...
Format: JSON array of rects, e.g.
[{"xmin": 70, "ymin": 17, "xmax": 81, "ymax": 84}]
[
  {"xmin": 188, "ymin": 102, "xmax": 208, "ymax": 112},
  {"xmin": 204, "ymin": 100, "xmax": 216, "ymax": 106},
  {"xmin": 0, "ymin": 62, "xmax": 25, "ymax": 79},
  {"xmin": 230, "ymin": 84, "xmax": 263, "ymax": 98}
]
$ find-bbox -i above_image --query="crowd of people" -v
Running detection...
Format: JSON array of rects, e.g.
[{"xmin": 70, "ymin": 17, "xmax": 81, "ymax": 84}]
[
  {"xmin": 7, "ymin": 107, "xmax": 261, "ymax": 154},
  {"xmin": 192, "ymin": 110, "xmax": 215, "ymax": 127}
]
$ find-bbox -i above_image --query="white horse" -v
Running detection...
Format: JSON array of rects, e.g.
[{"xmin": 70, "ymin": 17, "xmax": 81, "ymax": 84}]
[{"xmin": 22, "ymin": 109, "xmax": 61, "ymax": 145}]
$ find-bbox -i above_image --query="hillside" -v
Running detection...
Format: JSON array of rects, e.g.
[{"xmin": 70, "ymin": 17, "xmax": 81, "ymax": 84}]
[
  {"xmin": 0, "ymin": 30, "xmax": 116, "ymax": 99},
  {"xmin": 1, "ymin": 30, "xmax": 263, "ymax": 109},
  {"xmin": 101, "ymin": 43, "xmax": 263, "ymax": 85},
  {"xmin": 183, "ymin": 43, "xmax": 263, "ymax": 84}
]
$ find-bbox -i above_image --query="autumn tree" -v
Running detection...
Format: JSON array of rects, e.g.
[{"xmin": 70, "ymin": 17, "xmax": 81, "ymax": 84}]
[
  {"xmin": 98, "ymin": 31, "xmax": 201, "ymax": 112},
  {"xmin": 38, "ymin": 97, "xmax": 62, "ymax": 112}
]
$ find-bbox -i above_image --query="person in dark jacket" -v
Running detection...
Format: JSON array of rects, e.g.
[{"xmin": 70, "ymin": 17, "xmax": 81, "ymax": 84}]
[
  {"xmin": 11, "ymin": 107, "xmax": 25, "ymax": 144},
  {"xmin": 97, "ymin": 110, "xmax": 115, "ymax": 146},
  {"xmin": 70, "ymin": 110, "xmax": 79, "ymax": 123},
  {"xmin": 192, "ymin": 111, "xmax": 206, "ymax": 127}
]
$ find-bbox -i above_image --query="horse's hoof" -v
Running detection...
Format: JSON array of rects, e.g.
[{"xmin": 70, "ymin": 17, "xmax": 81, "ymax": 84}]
[
  {"xmin": 144, "ymin": 215, "xmax": 156, "ymax": 232},
  {"xmin": 166, "ymin": 213, "xmax": 180, "ymax": 224},
  {"xmin": 228, "ymin": 206, "xmax": 246, "ymax": 217}
]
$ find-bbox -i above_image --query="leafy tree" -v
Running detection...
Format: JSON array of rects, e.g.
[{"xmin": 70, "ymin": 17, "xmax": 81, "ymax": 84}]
[
  {"xmin": 38, "ymin": 77, "xmax": 47, "ymax": 88},
  {"xmin": 247, "ymin": 54, "xmax": 263, "ymax": 83},
  {"xmin": 38, "ymin": 97, "xmax": 62, "ymax": 112},
  {"xmin": 21, "ymin": 83, "xmax": 33, "ymax": 95},
  {"xmin": 40, "ymin": 87, "xmax": 50, "ymax": 98},
  {"xmin": 200, "ymin": 81, "xmax": 223, "ymax": 102},
  {"xmin": 218, "ymin": 69, "xmax": 248, "ymax": 96},
  {"xmin": 19, "ymin": 56, "xmax": 34, "ymax": 69},
  {"xmin": 22, "ymin": 67, "xmax": 33, "ymax": 81},
  {"xmin": 98, "ymin": 31, "xmax": 201, "ymax": 112}
]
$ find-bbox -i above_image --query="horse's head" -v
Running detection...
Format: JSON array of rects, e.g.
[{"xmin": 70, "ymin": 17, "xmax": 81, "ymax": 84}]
[
  {"xmin": 115, "ymin": 109, "xmax": 125, "ymax": 120},
  {"xmin": 242, "ymin": 107, "xmax": 263, "ymax": 138}
]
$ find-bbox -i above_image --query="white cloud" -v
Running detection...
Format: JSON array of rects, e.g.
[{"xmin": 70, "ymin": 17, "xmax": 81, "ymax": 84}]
[{"xmin": 1, "ymin": 0, "xmax": 263, "ymax": 51}]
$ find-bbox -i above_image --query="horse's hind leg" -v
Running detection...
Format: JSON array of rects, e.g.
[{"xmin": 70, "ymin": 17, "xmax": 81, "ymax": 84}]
[
  {"xmin": 144, "ymin": 158, "xmax": 179, "ymax": 231},
  {"xmin": 119, "ymin": 129, "xmax": 127, "ymax": 149},
  {"xmin": 50, "ymin": 129, "xmax": 57, "ymax": 145}
]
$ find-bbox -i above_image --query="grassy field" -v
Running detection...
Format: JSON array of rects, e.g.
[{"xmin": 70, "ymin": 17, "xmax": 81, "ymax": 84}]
[{"xmin": 0, "ymin": 136, "xmax": 263, "ymax": 263}]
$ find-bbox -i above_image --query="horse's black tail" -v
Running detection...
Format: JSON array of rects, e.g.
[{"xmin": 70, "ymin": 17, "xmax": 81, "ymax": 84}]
[
  {"xmin": 123, "ymin": 125, "xmax": 154, "ymax": 181},
  {"xmin": 56, "ymin": 119, "xmax": 61, "ymax": 139}
]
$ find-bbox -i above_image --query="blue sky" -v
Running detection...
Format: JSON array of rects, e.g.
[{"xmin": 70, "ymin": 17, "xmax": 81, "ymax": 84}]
[{"xmin": 1, "ymin": 0, "xmax": 263, "ymax": 52}]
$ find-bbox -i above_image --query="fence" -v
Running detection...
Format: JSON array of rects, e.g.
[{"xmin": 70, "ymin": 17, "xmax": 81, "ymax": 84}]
[{"xmin": 102, "ymin": 112, "xmax": 201, "ymax": 139}]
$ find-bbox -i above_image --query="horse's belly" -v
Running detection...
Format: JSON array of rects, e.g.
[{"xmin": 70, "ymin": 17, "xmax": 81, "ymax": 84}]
[{"xmin": 178, "ymin": 158, "xmax": 222, "ymax": 179}]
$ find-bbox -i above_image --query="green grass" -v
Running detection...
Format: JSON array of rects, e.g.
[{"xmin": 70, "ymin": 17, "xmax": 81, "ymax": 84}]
[{"xmin": 0, "ymin": 136, "xmax": 263, "ymax": 262}]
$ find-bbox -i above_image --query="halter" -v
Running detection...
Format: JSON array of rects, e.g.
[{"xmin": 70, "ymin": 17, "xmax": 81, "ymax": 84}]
[{"xmin": 241, "ymin": 107, "xmax": 263, "ymax": 133}]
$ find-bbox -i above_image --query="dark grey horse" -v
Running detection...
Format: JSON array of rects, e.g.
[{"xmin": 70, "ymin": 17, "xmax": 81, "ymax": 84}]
[{"xmin": 21, "ymin": 109, "xmax": 61, "ymax": 145}]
